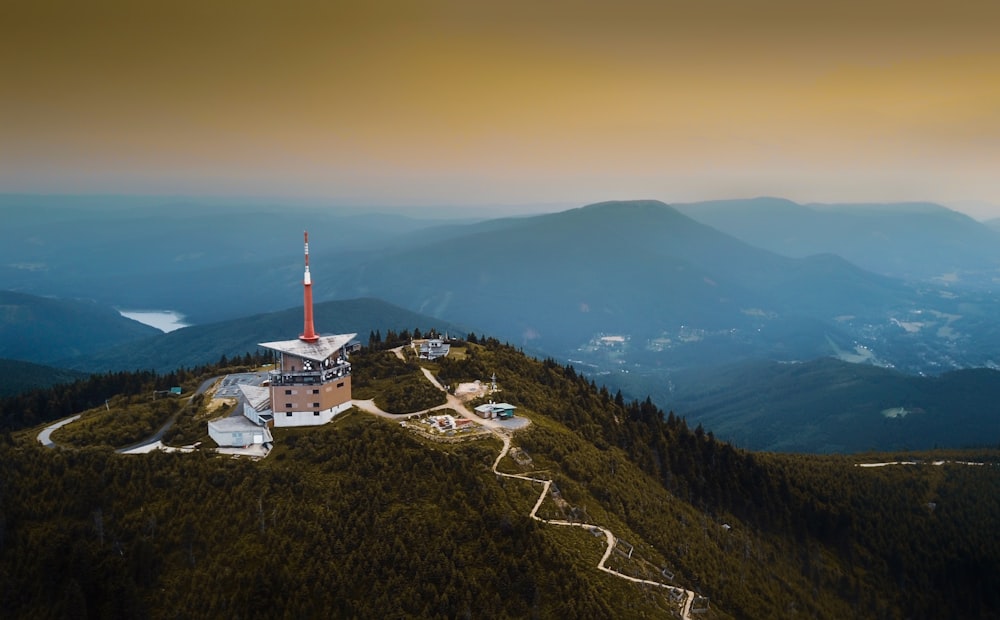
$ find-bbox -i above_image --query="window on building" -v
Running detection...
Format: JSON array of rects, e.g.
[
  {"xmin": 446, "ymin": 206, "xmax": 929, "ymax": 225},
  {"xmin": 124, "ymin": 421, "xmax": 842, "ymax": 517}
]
[
  {"xmin": 313, "ymin": 411, "xmax": 320, "ymax": 416},
  {"xmin": 285, "ymin": 389, "xmax": 292, "ymax": 395},
  {"xmin": 337, "ymin": 382, "xmax": 345, "ymax": 388},
  {"xmin": 286, "ymin": 403, "xmax": 292, "ymax": 408},
  {"xmin": 312, "ymin": 402, "xmax": 320, "ymax": 408},
  {"xmin": 286, "ymin": 412, "xmax": 293, "ymax": 417},
  {"xmin": 312, "ymin": 389, "xmax": 320, "ymax": 394}
]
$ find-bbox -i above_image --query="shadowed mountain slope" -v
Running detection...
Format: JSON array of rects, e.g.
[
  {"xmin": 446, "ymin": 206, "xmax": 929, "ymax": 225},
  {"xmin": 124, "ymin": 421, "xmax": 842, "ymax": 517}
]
[
  {"xmin": 326, "ymin": 200, "xmax": 917, "ymax": 361},
  {"xmin": 4, "ymin": 340, "xmax": 999, "ymax": 618},
  {"xmin": 0, "ymin": 291, "xmax": 159, "ymax": 364},
  {"xmin": 662, "ymin": 357, "xmax": 1000, "ymax": 453},
  {"xmin": 0, "ymin": 358, "xmax": 87, "ymax": 397}
]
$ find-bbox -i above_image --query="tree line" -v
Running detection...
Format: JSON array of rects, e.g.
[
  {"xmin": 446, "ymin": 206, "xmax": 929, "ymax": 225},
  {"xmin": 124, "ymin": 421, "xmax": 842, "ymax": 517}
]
[{"xmin": 0, "ymin": 351, "xmax": 272, "ymax": 433}]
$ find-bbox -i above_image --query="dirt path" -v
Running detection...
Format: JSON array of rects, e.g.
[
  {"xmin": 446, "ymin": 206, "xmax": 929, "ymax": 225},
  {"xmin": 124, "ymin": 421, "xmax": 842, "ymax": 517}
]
[
  {"xmin": 381, "ymin": 348, "xmax": 696, "ymax": 618},
  {"xmin": 490, "ymin": 431, "xmax": 696, "ymax": 618}
]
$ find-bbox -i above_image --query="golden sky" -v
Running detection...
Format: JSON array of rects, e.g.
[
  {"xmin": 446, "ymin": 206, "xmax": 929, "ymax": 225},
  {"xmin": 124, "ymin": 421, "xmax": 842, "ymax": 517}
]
[{"xmin": 2, "ymin": 0, "xmax": 999, "ymax": 213}]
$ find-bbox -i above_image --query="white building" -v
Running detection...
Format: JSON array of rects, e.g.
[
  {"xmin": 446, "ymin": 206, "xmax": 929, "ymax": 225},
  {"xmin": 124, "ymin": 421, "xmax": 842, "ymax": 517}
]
[
  {"xmin": 208, "ymin": 415, "xmax": 273, "ymax": 448},
  {"xmin": 419, "ymin": 338, "xmax": 451, "ymax": 360},
  {"xmin": 474, "ymin": 402, "xmax": 517, "ymax": 420},
  {"xmin": 239, "ymin": 384, "xmax": 273, "ymax": 427}
]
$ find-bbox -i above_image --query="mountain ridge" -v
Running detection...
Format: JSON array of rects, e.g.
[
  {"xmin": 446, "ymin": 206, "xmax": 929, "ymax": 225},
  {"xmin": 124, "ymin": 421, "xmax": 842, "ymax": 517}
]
[
  {"xmin": 0, "ymin": 290, "xmax": 160, "ymax": 364},
  {"xmin": 63, "ymin": 297, "xmax": 465, "ymax": 373},
  {"xmin": 4, "ymin": 338, "xmax": 999, "ymax": 618},
  {"xmin": 676, "ymin": 197, "xmax": 1000, "ymax": 286}
]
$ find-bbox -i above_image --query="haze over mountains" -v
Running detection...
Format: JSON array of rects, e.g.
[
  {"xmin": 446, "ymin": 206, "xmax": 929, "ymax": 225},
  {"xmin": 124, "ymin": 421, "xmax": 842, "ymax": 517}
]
[
  {"xmin": 4, "ymin": 194, "xmax": 1000, "ymax": 452},
  {"xmin": 676, "ymin": 197, "xmax": 1000, "ymax": 288},
  {"xmin": 65, "ymin": 298, "xmax": 463, "ymax": 374},
  {"xmin": 0, "ymin": 195, "xmax": 453, "ymax": 324}
]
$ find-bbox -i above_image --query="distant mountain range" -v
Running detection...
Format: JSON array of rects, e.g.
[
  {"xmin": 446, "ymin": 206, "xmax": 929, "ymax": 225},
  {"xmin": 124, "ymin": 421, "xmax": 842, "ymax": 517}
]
[
  {"xmin": 323, "ymin": 200, "xmax": 1000, "ymax": 374},
  {"xmin": 7, "ymin": 195, "xmax": 1000, "ymax": 453},
  {"xmin": 675, "ymin": 197, "xmax": 1000, "ymax": 288},
  {"xmin": 0, "ymin": 194, "xmax": 455, "ymax": 324},
  {"xmin": 60, "ymin": 297, "xmax": 464, "ymax": 373}
]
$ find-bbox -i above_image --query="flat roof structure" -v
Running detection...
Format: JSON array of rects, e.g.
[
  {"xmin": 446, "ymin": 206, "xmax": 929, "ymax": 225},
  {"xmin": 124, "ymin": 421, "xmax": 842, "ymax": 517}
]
[
  {"xmin": 475, "ymin": 402, "xmax": 517, "ymax": 413},
  {"xmin": 209, "ymin": 415, "xmax": 265, "ymax": 433},
  {"xmin": 214, "ymin": 372, "xmax": 271, "ymax": 398},
  {"xmin": 238, "ymin": 384, "xmax": 271, "ymax": 412},
  {"xmin": 258, "ymin": 333, "xmax": 357, "ymax": 362}
]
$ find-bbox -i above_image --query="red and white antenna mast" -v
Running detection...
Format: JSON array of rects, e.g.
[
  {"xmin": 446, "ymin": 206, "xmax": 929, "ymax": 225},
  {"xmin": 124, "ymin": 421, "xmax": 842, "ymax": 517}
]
[{"xmin": 299, "ymin": 231, "xmax": 319, "ymax": 343}]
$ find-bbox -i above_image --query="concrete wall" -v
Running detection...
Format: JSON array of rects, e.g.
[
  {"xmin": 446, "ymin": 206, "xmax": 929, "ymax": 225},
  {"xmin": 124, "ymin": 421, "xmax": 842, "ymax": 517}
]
[{"xmin": 273, "ymin": 400, "xmax": 352, "ymax": 428}]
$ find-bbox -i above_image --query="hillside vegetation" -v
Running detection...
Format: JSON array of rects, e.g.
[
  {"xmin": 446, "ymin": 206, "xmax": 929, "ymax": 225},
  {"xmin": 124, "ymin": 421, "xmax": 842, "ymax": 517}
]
[
  {"xmin": 2, "ymin": 338, "xmax": 999, "ymax": 618},
  {"xmin": 619, "ymin": 357, "xmax": 1000, "ymax": 453},
  {"xmin": 0, "ymin": 358, "xmax": 86, "ymax": 397}
]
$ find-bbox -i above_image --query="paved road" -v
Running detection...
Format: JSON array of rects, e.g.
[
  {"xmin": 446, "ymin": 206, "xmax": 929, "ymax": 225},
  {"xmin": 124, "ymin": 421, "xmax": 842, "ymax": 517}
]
[
  {"xmin": 37, "ymin": 415, "xmax": 81, "ymax": 448},
  {"xmin": 37, "ymin": 376, "xmax": 222, "ymax": 452},
  {"xmin": 115, "ymin": 375, "xmax": 221, "ymax": 454}
]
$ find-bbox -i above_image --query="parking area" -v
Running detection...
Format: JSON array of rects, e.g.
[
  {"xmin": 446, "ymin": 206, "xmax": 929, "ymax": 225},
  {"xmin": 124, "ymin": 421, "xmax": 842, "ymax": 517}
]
[{"xmin": 213, "ymin": 372, "xmax": 271, "ymax": 398}]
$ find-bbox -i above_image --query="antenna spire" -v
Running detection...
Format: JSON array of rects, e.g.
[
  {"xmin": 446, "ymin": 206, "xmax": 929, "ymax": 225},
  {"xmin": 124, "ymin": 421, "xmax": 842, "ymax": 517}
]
[{"xmin": 299, "ymin": 231, "xmax": 319, "ymax": 342}]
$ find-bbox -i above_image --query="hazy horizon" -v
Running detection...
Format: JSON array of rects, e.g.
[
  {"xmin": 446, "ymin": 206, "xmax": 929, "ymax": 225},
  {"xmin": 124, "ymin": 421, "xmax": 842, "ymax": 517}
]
[
  {"xmin": 3, "ymin": 1, "xmax": 998, "ymax": 216},
  {"xmin": 5, "ymin": 191, "xmax": 1000, "ymax": 223}
]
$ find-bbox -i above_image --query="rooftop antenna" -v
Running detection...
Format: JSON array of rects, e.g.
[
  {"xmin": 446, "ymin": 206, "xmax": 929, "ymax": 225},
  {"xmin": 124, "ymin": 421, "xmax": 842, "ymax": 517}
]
[{"xmin": 299, "ymin": 231, "xmax": 319, "ymax": 343}]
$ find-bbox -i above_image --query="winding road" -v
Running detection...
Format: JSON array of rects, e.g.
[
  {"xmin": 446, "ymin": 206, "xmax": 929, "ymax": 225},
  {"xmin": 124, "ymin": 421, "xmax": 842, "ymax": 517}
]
[
  {"xmin": 38, "ymin": 375, "xmax": 221, "ymax": 452},
  {"xmin": 37, "ymin": 415, "xmax": 81, "ymax": 447}
]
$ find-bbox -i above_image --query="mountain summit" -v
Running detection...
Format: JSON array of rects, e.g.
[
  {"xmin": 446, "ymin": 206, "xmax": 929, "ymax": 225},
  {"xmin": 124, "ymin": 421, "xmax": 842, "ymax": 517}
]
[{"xmin": 329, "ymin": 200, "xmax": 913, "ymax": 366}]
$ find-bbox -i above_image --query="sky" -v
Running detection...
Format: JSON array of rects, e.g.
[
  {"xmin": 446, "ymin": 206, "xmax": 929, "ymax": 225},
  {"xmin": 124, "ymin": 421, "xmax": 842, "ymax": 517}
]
[{"xmin": 2, "ymin": 1, "xmax": 999, "ymax": 216}]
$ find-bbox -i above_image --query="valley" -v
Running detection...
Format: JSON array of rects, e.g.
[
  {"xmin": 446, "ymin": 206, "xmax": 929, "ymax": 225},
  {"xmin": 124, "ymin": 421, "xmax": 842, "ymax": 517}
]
[{"xmin": 5, "ymin": 196, "xmax": 1000, "ymax": 454}]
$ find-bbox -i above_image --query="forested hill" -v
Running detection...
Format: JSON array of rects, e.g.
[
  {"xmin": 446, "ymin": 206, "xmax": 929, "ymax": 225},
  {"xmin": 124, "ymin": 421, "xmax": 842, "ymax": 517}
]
[
  {"xmin": 0, "ymin": 291, "xmax": 159, "ymax": 365},
  {"xmin": 3, "ymin": 338, "xmax": 999, "ymax": 618},
  {"xmin": 62, "ymin": 297, "xmax": 464, "ymax": 373},
  {"xmin": 629, "ymin": 357, "xmax": 1000, "ymax": 453},
  {"xmin": 0, "ymin": 358, "xmax": 86, "ymax": 397}
]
